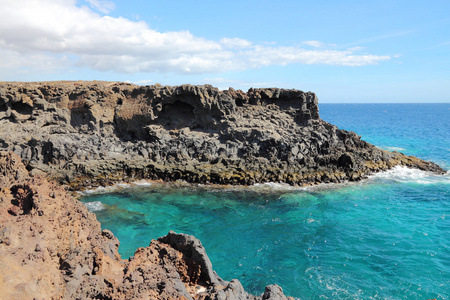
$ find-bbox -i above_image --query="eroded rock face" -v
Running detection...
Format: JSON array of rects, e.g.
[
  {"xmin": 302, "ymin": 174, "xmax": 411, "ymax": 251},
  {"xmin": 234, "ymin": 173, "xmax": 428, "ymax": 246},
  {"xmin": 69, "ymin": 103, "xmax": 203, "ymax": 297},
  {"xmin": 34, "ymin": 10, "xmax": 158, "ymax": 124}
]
[
  {"xmin": 0, "ymin": 81, "xmax": 444, "ymax": 190},
  {"xmin": 0, "ymin": 151, "xmax": 292, "ymax": 299}
]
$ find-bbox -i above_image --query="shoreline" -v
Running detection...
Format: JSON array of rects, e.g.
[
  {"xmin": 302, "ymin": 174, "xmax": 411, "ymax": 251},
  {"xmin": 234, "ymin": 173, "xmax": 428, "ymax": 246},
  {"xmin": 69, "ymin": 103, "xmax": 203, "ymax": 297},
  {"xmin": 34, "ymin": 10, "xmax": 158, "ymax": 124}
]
[
  {"xmin": 78, "ymin": 165, "xmax": 449, "ymax": 200},
  {"xmin": 0, "ymin": 81, "xmax": 444, "ymax": 193}
]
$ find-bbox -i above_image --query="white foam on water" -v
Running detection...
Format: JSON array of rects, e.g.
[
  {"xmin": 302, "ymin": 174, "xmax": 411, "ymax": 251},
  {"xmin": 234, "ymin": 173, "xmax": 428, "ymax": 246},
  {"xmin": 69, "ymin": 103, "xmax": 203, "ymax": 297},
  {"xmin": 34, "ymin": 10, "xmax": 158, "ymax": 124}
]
[
  {"xmin": 248, "ymin": 179, "xmax": 366, "ymax": 194},
  {"xmin": 383, "ymin": 146, "xmax": 406, "ymax": 152},
  {"xmin": 249, "ymin": 182, "xmax": 298, "ymax": 191},
  {"xmin": 81, "ymin": 186, "xmax": 110, "ymax": 195},
  {"xmin": 250, "ymin": 181, "xmax": 357, "ymax": 193},
  {"xmin": 79, "ymin": 184, "xmax": 124, "ymax": 195},
  {"xmin": 368, "ymin": 166, "xmax": 450, "ymax": 185},
  {"xmin": 133, "ymin": 180, "xmax": 153, "ymax": 186},
  {"xmin": 78, "ymin": 167, "xmax": 448, "ymax": 197},
  {"xmin": 115, "ymin": 183, "xmax": 132, "ymax": 188},
  {"xmin": 84, "ymin": 201, "xmax": 106, "ymax": 212},
  {"xmin": 79, "ymin": 180, "xmax": 154, "ymax": 195}
]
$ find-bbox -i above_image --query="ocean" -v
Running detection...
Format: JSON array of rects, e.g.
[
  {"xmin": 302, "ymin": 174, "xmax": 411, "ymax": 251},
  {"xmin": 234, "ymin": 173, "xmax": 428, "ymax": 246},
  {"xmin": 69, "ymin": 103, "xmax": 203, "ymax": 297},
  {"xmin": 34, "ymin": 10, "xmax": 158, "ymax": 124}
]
[{"xmin": 81, "ymin": 103, "xmax": 449, "ymax": 299}]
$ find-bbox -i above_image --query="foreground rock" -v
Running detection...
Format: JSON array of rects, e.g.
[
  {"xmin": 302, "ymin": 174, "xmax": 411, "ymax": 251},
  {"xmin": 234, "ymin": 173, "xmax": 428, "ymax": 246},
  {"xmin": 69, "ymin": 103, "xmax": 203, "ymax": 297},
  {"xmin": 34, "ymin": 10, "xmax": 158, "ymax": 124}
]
[
  {"xmin": 0, "ymin": 81, "xmax": 444, "ymax": 190},
  {"xmin": 0, "ymin": 151, "xmax": 292, "ymax": 299}
]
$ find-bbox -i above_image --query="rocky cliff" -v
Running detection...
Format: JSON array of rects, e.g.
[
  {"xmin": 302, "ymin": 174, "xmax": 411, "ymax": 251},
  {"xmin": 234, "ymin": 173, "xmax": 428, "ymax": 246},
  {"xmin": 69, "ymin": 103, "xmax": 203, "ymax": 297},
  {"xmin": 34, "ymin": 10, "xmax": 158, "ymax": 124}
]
[
  {"xmin": 0, "ymin": 151, "xmax": 291, "ymax": 299},
  {"xmin": 0, "ymin": 81, "xmax": 444, "ymax": 190}
]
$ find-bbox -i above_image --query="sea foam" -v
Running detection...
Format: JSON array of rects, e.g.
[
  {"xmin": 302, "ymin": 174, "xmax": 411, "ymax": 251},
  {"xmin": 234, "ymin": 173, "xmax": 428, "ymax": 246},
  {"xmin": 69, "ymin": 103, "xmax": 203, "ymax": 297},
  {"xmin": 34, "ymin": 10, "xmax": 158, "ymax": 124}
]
[
  {"xmin": 249, "ymin": 182, "xmax": 298, "ymax": 191},
  {"xmin": 383, "ymin": 146, "xmax": 406, "ymax": 152},
  {"xmin": 79, "ymin": 180, "xmax": 153, "ymax": 196},
  {"xmin": 368, "ymin": 166, "xmax": 449, "ymax": 185},
  {"xmin": 84, "ymin": 201, "xmax": 106, "ymax": 212}
]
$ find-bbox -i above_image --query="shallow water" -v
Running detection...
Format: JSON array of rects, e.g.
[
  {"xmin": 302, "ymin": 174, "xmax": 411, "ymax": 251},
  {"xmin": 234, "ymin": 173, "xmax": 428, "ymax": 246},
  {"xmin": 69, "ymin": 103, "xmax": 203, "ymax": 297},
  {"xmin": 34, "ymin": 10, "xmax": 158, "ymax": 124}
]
[{"xmin": 81, "ymin": 103, "xmax": 449, "ymax": 299}]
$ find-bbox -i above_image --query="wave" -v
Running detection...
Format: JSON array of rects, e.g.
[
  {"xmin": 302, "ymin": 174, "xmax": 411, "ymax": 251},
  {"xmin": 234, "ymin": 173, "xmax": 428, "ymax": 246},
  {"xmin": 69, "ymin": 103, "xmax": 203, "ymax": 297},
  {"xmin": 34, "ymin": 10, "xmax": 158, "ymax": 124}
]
[
  {"xmin": 84, "ymin": 201, "xmax": 106, "ymax": 212},
  {"xmin": 368, "ymin": 166, "xmax": 450, "ymax": 185},
  {"xmin": 133, "ymin": 180, "xmax": 153, "ymax": 186},
  {"xmin": 79, "ymin": 186, "xmax": 112, "ymax": 195},
  {"xmin": 247, "ymin": 167, "xmax": 449, "ymax": 193},
  {"xmin": 383, "ymin": 146, "xmax": 406, "ymax": 152},
  {"xmin": 79, "ymin": 180, "xmax": 154, "ymax": 195},
  {"xmin": 248, "ymin": 182, "xmax": 298, "ymax": 191},
  {"xmin": 375, "ymin": 145, "xmax": 406, "ymax": 152}
]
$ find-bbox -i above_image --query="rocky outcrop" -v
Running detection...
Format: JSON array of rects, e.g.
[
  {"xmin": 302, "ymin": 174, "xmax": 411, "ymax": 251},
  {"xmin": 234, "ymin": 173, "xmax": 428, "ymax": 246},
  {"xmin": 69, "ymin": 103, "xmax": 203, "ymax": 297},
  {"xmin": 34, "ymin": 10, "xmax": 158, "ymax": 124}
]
[
  {"xmin": 0, "ymin": 81, "xmax": 444, "ymax": 190},
  {"xmin": 0, "ymin": 151, "xmax": 292, "ymax": 299}
]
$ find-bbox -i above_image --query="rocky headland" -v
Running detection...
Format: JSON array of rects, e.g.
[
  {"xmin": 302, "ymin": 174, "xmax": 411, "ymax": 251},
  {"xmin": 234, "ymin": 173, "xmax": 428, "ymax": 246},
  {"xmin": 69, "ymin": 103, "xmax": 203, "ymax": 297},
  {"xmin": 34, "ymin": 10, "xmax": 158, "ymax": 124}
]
[{"xmin": 0, "ymin": 81, "xmax": 444, "ymax": 190}]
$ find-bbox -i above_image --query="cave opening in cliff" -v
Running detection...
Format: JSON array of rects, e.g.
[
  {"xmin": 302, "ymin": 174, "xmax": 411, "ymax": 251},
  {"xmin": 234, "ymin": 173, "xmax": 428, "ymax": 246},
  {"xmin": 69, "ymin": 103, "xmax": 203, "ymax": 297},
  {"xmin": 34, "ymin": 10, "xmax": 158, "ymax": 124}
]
[{"xmin": 157, "ymin": 101, "xmax": 197, "ymax": 129}]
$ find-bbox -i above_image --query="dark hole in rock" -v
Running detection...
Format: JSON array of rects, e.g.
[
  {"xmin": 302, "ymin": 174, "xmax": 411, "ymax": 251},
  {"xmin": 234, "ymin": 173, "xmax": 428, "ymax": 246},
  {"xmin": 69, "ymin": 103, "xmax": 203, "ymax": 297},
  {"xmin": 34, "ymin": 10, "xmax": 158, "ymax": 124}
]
[
  {"xmin": 11, "ymin": 102, "xmax": 33, "ymax": 115},
  {"xmin": 0, "ymin": 138, "xmax": 8, "ymax": 148},
  {"xmin": 38, "ymin": 87, "xmax": 50, "ymax": 97},
  {"xmin": 338, "ymin": 153, "xmax": 355, "ymax": 169},
  {"xmin": 70, "ymin": 108, "xmax": 95, "ymax": 128},
  {"xmin": 157, "ymin": 101, "xmax": 196, "ymax": 129},
  {"xmin": 42, "ymin": 141, "xmax": 54, "ymax": 164},
  {"xmin": 59, "ymin": 257, "xmax": 73, "ymax": 275},
  {"xmin": 235, "ymin": 98, "xmax": 244, "ymax": 107},
  {"xmin": 27, "ymin": 138, "xmax": 38, "ymax": 147},
  {"xmin": 94, "ymin": 293, "xmax": 113, "ymax": 300},
  {"xmin": 9, "ymin": 184, "xmax": 34, "ymax": 215},
  {"xmin": 0, "ymin": 102, "xmax": 7, "ymax": 112},
  {"xmin": 68, "ymin": 92, "xmax": 84, "ymax": 100}
]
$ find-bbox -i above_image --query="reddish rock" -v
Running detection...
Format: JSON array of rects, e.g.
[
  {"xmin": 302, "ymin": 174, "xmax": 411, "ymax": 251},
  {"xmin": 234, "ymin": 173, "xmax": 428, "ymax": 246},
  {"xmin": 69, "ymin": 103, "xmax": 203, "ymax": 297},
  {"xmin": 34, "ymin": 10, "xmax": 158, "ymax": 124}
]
[{"xmin": 0, "ymin": 151, "xmax": 291, "ymax": 299}]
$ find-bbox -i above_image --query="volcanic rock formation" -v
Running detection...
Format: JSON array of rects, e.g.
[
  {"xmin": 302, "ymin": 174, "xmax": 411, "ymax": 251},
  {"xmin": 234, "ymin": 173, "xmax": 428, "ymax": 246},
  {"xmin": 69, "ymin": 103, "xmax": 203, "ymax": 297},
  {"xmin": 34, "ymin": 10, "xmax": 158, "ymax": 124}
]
[
  {"xmin": 0, "ymin": 151, "xmax": 292, "ymax": 299},
  {"xmin": 0, "ymin": 81, "xmax": 444, "ymax": 190}
]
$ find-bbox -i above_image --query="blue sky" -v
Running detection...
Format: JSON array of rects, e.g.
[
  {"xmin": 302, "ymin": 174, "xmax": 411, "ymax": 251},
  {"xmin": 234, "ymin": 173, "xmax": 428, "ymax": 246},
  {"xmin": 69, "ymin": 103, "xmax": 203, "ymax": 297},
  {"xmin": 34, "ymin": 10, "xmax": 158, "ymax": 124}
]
[{"xmin": 0, "ymin": 0, "xmax": 449, "ymax": 102}]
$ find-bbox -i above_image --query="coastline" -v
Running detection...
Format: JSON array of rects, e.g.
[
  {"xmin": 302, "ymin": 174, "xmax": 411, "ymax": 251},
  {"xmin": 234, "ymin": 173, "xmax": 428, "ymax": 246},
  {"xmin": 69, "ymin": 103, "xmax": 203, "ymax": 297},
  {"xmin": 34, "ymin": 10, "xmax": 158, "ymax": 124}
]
[
  {"xmin": 1, "ymin": 82, "xmax": 447, "ymax": 298},
  {"xmin": 0, "ymin": 81, "xmax": 444, "ymax": 192},
  {"xmin": 78, "ymin": 165, "xmax": 449, "ymax": 199}
]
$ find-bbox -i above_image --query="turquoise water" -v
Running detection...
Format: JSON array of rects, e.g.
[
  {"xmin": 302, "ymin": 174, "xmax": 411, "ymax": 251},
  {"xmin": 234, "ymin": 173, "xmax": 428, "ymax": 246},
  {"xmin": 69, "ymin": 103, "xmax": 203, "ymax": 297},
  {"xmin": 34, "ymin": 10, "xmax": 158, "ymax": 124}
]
[{"xmin": 81, "ymin": 104, "xmax": 449, "ymax": 299}]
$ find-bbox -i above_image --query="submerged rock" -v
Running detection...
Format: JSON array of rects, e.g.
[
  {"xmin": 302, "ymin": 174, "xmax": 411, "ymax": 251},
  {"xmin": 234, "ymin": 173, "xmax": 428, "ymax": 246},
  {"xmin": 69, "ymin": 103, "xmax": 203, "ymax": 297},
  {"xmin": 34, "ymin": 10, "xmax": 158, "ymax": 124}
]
[
  {"xmin": 0, "ymin": 81, "xmax": 444, "ymax": 190},
  {"xmin": 0, "ymin": 151, "xmax": 293, "ymax": 299}
]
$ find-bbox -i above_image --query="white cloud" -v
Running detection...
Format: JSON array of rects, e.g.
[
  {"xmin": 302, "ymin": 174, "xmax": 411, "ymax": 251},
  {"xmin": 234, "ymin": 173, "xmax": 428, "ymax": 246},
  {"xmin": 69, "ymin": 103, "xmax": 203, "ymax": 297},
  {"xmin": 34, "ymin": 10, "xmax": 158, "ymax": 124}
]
[
  {"xmin": 347, "ymin": 46, "xmax": 365, "ymax": 52},
  {"xmin": 128, "ymin": 79, "xmax": 153, "ymax": 85},
  {"xmin": 241, "ymin": 46, "xmax": 390, "ymax": 67},
  {"xmin": 0, "ymin": 0, "xmax": 391, "ymax": 78},
  {"xmin": 303, "ymin": 40, "xmax": 337, "ymax": 48},
  {"xmin": 303, "ymin": 40, "xmax": 326, "ymax": 48},
  {"xmin": 0, "ymin": 49, "xmax": 73, "ymax": 75},
  {"xmin": 220, "ymin": 38, "xmax": 252, "ymax": 49}
]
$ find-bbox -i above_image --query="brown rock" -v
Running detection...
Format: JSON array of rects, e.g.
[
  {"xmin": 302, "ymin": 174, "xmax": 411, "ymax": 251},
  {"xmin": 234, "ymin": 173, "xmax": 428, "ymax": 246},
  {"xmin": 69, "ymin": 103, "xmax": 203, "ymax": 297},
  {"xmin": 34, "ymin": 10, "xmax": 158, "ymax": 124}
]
[{"xmin": 0, "ymin": 151, "xmax": 291, "ymax": 299}]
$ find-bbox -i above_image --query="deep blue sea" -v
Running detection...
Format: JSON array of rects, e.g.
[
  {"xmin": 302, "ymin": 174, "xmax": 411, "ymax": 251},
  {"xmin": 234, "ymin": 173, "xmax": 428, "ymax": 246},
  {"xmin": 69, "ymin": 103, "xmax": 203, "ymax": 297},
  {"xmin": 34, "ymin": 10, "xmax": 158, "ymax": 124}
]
[{"xmin": 81, "ymin": 103, "xmax": 449, "ymax": 299}]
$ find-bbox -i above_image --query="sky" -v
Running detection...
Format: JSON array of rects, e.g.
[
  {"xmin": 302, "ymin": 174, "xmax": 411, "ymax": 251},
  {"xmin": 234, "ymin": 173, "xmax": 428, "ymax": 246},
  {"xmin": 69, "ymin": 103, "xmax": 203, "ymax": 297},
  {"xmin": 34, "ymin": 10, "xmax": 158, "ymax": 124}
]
[{"xmin": 0, "ymin": 0, "xmax": 449, "ymax": 102}]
